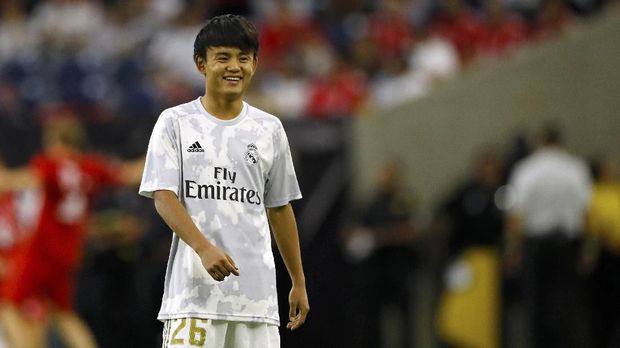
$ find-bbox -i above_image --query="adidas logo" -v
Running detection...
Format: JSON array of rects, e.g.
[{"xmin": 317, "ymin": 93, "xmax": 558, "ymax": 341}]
[{"xmin": 187, "ymin": 141, "xmax": 205, "ymax": 152}]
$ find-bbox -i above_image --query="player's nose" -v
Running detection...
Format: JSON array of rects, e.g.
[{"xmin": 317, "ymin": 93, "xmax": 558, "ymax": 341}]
[{"xmin": 226, "ymin": 59, "xmax": 241, "ymax": 71}]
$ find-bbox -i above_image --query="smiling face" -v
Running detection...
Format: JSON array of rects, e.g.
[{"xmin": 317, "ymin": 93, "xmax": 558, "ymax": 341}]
[{"xmin": 196, "ymin": 46, "xmax": 257, "ymax": 102}]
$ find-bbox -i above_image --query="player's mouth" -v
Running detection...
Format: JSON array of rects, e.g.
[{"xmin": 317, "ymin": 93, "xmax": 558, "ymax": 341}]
[{"xmin": 223, "ymin": 76, "xmax": 242, "ymax": 85}]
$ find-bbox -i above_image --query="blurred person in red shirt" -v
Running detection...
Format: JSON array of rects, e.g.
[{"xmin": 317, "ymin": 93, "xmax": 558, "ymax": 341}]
[
  {"xmin": 305, "ymin": 53, "xmax": 369, "ymax": 119},
  {"xmin": 257, "ymin": 0, "xmax": 321, "ymax": 73},
  {"xmin": 478, "ymin": 0, "xmax": 528, "ymax": 58},
  {"xmin": 367, "ymin": 0, "xmax": 417, "ymax": 62},
  {"xmin": 0, "ymin": 113, "xmax": 143, "ymax": 348},
  {"xmin": 429, "ymin": 0, "xmax": 488, "ymax": 65}
]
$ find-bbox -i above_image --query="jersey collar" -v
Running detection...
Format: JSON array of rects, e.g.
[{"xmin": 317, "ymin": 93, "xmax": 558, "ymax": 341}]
[{"xmin": 195, "ymin": 97, "xmax": 248, "ymax": 126}]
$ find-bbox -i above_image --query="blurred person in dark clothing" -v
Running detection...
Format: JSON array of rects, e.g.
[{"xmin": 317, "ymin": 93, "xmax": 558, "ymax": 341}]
[
  {"xmin": 505, "ymin": 124, "xmax": 592, "ymax": 348},
  {"xmin": 434, "ymin": 148, "xmax": 505, "ymax": 348},
  {"xmin": 586, "ymin": 157, "xmax": 620, "ymax": 348},
  {"xmin": 342, "ymin": 160, "xmax": 417, "ymax": 348},
  {"xmin": 439, "ymin": 148, "xmax": 505, "ymax": 257},
  {"xmin": 78, "ymin": 207, "xmax": 150, "ymax": 348}
]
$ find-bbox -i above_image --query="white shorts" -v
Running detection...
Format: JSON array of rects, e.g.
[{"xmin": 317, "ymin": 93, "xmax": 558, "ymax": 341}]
[{"xmin": 162, "ymin": 318, "xmax": 280, "ymax": 348}]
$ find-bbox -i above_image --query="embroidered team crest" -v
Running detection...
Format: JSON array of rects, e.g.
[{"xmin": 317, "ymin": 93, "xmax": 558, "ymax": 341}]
[{"xmin": 245, "ymin": 144, "xmax": 258, "ymax": 165}]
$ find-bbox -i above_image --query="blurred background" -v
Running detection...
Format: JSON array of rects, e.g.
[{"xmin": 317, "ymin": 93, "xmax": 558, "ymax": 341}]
[{"xmin": 0, "ymin": 0, "xmax": 619, "ymax": 347}]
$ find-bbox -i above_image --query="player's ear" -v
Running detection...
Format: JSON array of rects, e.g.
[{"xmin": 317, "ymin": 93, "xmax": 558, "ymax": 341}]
[
  {"xmin": 194, "ymin": 55, "xmax": 206, "ymax": 76},
  {"xmin": 250, "ymin": 54, "xmax": 258, "ymax": 76}
]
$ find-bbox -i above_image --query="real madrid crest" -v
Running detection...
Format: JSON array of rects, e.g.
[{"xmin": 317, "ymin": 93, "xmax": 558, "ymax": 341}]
[{"xmin": 245, "ymin": 143, "xmax": 258, "ymax": 165}]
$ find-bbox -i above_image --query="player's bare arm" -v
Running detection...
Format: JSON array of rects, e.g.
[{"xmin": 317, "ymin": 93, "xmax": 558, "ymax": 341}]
[
  {"xmin": 267, "ymin": 204, "xmax": 309, "ymax": 330},
  {"xmin": 0, "ymin": 167, "xmax": 40, "ymax": 193},
  {"xmin": 504, "ymin": 212, "xmax": 524, "ymax": 274},
  {"xmin": 153, "ymin": 190, "xmax": 239, "ymax": 281},
  {"xmin": 118, "ymin": 158, "xmax": 146, "ymax": 186}
]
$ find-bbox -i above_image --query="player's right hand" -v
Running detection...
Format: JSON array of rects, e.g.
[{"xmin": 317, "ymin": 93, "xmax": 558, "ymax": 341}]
[{"xmin": 198, "ymin": 244, "xmax": 240, "ymax": 281}]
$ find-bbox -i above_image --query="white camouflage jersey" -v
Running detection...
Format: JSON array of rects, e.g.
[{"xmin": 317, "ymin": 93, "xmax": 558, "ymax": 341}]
[{"xmin": 139, "ymin": 98, "xmax": 302, "ymax": 325}]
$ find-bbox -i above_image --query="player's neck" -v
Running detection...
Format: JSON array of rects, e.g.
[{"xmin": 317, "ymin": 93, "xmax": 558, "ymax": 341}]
[
  {"xmin": 200, "ymin": 95, "xmax": 243, "ymax": 120},
  {"xmin": 46, "ymin": 143, "xmax": 80, "ymax": 158}
]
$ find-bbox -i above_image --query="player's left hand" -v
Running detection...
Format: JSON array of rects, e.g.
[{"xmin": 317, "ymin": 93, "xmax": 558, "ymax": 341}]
[{"xmin": 286, "ymin": 284, "xmax": 309, "ymax": 330}]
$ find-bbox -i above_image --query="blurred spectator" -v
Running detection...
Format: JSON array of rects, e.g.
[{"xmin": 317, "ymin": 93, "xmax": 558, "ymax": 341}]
[
  {"xmin": 371, "ymin": 28, "xmax": 460, "ymax": 108},
  {"xmin": 0, "ymin": 81, "xmax": 25, "ymax": 122},
  {"xmin": 437, "ymin": 148, "xmax": 506, "ymax": 258},
  {"xmin": 502, "ymin": 132, "xmax": 531, "ymax": 183},
  {"xmin": 568, "ymin": 0, "xmax": 607, "ymax": 16},
  {"xmin": 147, "ymin": 0, "xmax": 208, "ymax": 102},
  {"xmin": 0, "ymin": 0, "xmax": 37, "ymax": 65},
  {"xmin": 87, "ymin": 0, "xmax": 156, "ymax": 62},
  {"xmin": 478, "ymin": 0, "xmax": 528, "ymax": 59},
  {"xmin": 409, "ymin": 30, "xmax": 460, "ymax": 88},
  {"xmin": 342, "ymin": 160, "xmax": 417, "ymax": 348},
  {"xmin": 0, "ymin": 0, "xmax": 605, "ymax": 123},
  {"xmin": 372, "ymin": 54, "xmax": 427, "ymax": 108},
  {"xmin": 367, "ymin": 0, "xmax": 417, "ymax": 62},
  {"xmin": 586, "ymin": 157, "xmax": 620, "ymax": 348},
  {"xmin": 252, "ymin": 53, "xmax": 310, "ymax": 119},
  {"xmin": 305, "ymin": 54, "xmax": 369, "ymax": 118},
  {"xmin": 257, "ymin": 0, "xmax": 320, "ymax": 73},
  {"xmin": 149, "ymin": 0, "xmax": 184, "ymax": 24},
  {"xmin": 29, "ymin": 0, "xmax": 105, "ymax": 55},
  {"xmin": 505, "ymin": 124, "xmax": 592, "ymax": 348},
  {"xmin": 434, "ymin": 148, "xmax": 505, "ymax": 348},
  {"xmin": 429, "ymin": 0, "xmax": 488, "ymax": 65},
  {"xmin": 349, "ymin": 35, "xmax": 383, "ymax": 80},
  {"xmin": 252, "ymin": 0, "xmax": 316, "ymax": 21}
]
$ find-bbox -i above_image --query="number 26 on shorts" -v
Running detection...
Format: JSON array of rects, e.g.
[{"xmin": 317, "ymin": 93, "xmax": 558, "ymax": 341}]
[{"xmin": 166, "ymin": 318, "xmax": 208, "ymax": 347}]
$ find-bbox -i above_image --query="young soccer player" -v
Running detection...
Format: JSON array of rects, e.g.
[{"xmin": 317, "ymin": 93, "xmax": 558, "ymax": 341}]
[
  {"xmin": 0, "ymin": 114, "xmax": 144, "ymax": 348},
  {"xmin": 139, "ymin": 14, "xmax": 309, "ymax": 347}
]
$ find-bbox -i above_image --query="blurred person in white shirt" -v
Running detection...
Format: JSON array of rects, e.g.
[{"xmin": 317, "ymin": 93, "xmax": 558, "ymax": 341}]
[
  {"xmin": 505, "ymin": 123, "xmax": 592, "ymax": 348},
  {"xmin": 29, "ymin": 0, "xmax": 105, "ymax": 54}
]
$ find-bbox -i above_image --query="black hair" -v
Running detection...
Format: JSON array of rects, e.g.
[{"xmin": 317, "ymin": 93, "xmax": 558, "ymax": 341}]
[
  {"xmin": 193, "ymin": 14, "xmax": 259, "ymax": 62},
  {"xmin": 589, "ymin": 158, "xmax": 601, "ymax": 181},
  {"xmin": 540, "ymin": 123, "xmax": 562, "ymax": 146}
]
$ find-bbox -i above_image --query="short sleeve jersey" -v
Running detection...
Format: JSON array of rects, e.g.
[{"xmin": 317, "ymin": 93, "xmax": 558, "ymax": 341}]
[
  {"xmin": 30, "ymin": 153, "xmax": 121, "ymax": 267},
  {"xmin": 139, "ymin": 98, "xmax": 302, "ymax": 325}
]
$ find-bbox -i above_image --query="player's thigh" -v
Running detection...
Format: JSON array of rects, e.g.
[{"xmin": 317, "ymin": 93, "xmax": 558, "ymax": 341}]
[
  {"xmin": 162, "ymin": 319, "xmax": 279, "ymax": 348},
  {"xmin": 227, "ymin": 321, "xmax": 280, "ymax": 348},
  {"xmin": 1, "ymin": 305, "xmax": 47, "ymax": 348}
]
